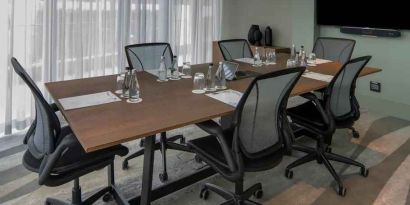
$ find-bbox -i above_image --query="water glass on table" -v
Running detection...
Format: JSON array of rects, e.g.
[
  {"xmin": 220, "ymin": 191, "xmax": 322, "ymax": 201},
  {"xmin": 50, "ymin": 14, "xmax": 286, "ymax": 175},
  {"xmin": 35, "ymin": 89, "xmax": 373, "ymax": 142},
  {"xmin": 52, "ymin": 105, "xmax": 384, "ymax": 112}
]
[
  {"xmin": 115, "ymin": 73, "xmax": 125, "ymax": 95},
  {"xmin": 307, "ymin": 53, "xmax": 317, "ymax": 66},
  {"xmin": 181, "ymin": 62, "xmax": 192, "ymax": 78},
  {"xmin": 192, "ymin": 73, "xmax": 206, "ymax": 94}
]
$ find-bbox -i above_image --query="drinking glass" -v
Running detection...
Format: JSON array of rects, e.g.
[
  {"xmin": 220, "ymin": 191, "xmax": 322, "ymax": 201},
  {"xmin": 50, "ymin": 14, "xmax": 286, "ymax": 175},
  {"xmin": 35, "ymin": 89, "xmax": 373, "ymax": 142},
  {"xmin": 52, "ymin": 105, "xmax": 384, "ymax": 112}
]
[
  {"xmin": 192, "ymin": 73, "xmax": 206, "ymax": 94},
  {"xmin": 115, "ymin": 73, "xmax": 125, "ymax": 94},
  {"xmin": 286, "ymin": 59, "xmax": 296, "ymax": 68},
  {"xmin": 181, "ymin": 62, "xmax": 192, "ymax": 78},
  {"xmin": 307, "ymin": 53, "xmax": 317, "ymax": 66}
]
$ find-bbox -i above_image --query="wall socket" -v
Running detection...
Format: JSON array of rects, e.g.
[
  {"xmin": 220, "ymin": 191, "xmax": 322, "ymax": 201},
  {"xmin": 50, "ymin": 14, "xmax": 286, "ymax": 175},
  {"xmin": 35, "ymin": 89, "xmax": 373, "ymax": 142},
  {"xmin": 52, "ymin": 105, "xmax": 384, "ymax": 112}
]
[{"xmin": 370, "ymin": 81, "xmax": 381, "ymax": 92}]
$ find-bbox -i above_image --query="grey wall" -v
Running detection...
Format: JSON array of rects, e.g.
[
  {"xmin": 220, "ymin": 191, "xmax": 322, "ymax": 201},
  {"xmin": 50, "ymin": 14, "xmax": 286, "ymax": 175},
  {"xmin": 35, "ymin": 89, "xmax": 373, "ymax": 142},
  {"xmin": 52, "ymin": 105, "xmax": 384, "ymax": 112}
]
[
  {"xmin": 221, "ymin": 0, "xmax": 410, "ymax": 120},
  {"xmin": 221, "ymin": 0, "xmax": 292, "ymax": 47}
]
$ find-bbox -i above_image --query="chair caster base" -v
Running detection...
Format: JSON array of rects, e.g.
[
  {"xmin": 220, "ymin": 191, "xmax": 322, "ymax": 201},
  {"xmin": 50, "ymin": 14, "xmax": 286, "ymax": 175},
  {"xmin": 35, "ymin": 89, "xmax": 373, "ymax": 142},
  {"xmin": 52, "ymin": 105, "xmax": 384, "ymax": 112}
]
[
  {"xmin": 253, "ymin": 189, "xmax": 263, "ymax": 199},
  {"xmin": 122, "ymin": 160, "xmax": 129, "ymax": 170},
  {"xmin": 285, "ymin": 170, "xmax": 293, "ymax": 179},
  {"xmin": 352, "ymin": 130, "xmax": 360, "ymax": 138},
  {"xmin": 361, "ymin": 168, "xmax": 369, "ymax": 177},
  {"xmin": 159, "ymin": 172, "xmax": 168, "ymax": 183},
  {"xmin": 102, "ymin": 193, "xmax": 113, "ymax": 202},
  {"xmin": 337, "ymin": 186, "xmax": 347, "ymax": 197},
  {"xmin": 200, "ymin": 187, "xmax": 209, "ymax": 200}
]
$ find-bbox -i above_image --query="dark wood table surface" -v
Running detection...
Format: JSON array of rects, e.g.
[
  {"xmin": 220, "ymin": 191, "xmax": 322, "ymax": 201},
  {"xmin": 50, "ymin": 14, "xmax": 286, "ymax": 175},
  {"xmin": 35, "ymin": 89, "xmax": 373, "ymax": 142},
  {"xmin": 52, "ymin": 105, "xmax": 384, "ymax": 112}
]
[{"xmin": 45, "ymin": 54, "xmax": 381, "ymax": 153}]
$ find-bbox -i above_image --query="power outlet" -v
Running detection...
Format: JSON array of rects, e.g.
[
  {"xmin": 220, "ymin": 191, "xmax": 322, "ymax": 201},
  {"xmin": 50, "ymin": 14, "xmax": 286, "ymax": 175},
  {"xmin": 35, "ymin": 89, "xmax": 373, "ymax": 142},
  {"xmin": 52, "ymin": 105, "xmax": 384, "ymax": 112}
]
[{"xmin": 370, "ymin": 81, "xmax": 381, "ymax": 93}]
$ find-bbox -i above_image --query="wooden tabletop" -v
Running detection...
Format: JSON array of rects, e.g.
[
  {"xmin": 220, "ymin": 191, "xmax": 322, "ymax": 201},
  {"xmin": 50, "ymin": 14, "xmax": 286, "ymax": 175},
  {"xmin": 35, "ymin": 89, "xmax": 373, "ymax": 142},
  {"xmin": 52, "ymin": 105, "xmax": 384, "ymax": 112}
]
[{"xmin": 46, "ymin": 54, "xmax": 381, "ymax": 152}]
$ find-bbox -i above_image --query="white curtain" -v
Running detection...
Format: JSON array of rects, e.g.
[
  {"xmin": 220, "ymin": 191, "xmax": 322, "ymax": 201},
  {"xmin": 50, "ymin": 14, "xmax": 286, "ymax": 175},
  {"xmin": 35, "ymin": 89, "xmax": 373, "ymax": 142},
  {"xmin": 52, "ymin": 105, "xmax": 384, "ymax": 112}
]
[{"xmin": 0, "ymin": 0, "xmax": 221, "ymax": 136}]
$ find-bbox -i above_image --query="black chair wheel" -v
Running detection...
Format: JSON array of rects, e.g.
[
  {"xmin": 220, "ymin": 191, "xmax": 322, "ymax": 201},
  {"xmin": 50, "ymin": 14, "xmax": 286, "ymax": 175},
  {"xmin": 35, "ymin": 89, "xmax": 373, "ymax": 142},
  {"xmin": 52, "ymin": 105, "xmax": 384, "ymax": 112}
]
[
  {"xmin": 200, "ymin": 187, "xmax": 209, "ymax": 200},
  {"xmin": 361, "ymin": 168, "xmax": 369, "ymax": 177},
  {"xmin": 253, "ymin": 189, "xmax": 263, "ymax": 199},
  {"xmin": 285, "ymin": 170, "xmax": 293, "ymax": 179},
  {"xmin": 159, "ymin": 173, "xmax": 168, "ymax": 183},
  {"xmin": 139, "ymin": 139, "xmax": 145, "ymax": 147},
  {"xmin": 102, "ymin": 193, "xmax": 113, "ymax": 202},
  {"xmin": 180, "ymin": 137, "xmax": 186, "ymax": 144},
  {"xmin": 352, "ymin": 130, "xmax": 360, "ymax": 138},
  {"xmin": 195, "ymin": 155, "xmax": 203, "ymax": 163},
  {"xmin": 338, "ymin": 186, "xmax": 347, "ymax": 197},
  {"xmin": 325, "ymin": 146, "xmax": 332, "ymax": 153},
  {"xmin": 122, "ymin": 161, "xmax": 129, "ymax": 170}
]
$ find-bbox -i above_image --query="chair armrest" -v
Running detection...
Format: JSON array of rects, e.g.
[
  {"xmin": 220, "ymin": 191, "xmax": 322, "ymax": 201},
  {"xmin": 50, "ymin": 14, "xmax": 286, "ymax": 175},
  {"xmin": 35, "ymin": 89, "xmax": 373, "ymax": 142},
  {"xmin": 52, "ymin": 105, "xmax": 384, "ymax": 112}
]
[
  {"xmin": 38, "ymin": 134, "xmax": 77, "ymax": 185},
  {"xmin": 195, "ymin": 120, "xmax": 237, "ymax": 172},
  {"xmin": 300, "ymin": 93, "xmax": 331, "ymax": 126}
]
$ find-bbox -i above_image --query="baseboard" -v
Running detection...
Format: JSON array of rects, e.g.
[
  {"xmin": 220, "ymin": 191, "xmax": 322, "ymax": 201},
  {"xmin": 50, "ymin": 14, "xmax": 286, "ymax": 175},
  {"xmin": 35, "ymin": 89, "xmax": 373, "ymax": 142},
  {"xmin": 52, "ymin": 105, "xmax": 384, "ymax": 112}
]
[{"xmin": 357, "ymin": 94, "xmax": 410, "ymax": 121}]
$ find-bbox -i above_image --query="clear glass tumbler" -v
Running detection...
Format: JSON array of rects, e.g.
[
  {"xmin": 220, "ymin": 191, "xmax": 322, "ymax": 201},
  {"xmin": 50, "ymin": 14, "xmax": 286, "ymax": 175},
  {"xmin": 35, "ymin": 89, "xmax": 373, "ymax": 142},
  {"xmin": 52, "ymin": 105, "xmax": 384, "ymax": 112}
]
[
  {"xmin": 181, "ymin": 62, "xmax": 192, "ymax": 78},
  {"xmin": 192, "ymin": 73, "xmax": 206, "ymax": 94}
]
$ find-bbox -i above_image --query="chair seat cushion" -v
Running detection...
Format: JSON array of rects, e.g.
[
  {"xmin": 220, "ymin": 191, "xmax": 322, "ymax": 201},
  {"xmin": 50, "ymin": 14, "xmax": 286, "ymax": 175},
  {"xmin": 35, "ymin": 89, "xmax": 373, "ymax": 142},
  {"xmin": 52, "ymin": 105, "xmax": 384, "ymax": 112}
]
[
  {"xmin": 287, "ymin": 100, "xmax": 327, "ymax": 130},
  {"xmin": 23, "ymin": 129, "xmax": 128, "ymax": 175},
  {"xmin": 188, "ymin": 135, "xmax": 283, "ymax": 173}
]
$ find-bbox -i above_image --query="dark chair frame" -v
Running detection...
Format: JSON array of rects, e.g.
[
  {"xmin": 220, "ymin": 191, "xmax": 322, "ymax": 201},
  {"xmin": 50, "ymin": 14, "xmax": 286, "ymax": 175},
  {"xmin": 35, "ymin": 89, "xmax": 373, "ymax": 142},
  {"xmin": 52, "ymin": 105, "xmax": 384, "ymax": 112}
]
[
  {"xmin": 313, "ymin": 37, "xmax": 356, "ymax": 64},
  {"xmin": 124, "ymin": 42, "xmax": 186, "ymax": 183},
  {"xmin": 285, "ymin": 56, "xmax": 372, "ymax": 196},
  {"xmin": 218, "ymin": 39, "xmax": 254, "ymax": 61},
  {"xmin": 12, "ymin": 58, "xmax": 129, "ymax": 205},
  {"xmin": 189, "ymin": 67, "xmax": 305, "ymax": 205}
]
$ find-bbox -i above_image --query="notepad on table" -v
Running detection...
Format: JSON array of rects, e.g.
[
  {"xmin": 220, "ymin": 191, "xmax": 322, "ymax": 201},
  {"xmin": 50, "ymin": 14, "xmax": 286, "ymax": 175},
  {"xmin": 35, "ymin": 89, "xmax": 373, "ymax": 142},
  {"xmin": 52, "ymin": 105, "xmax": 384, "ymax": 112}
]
[
  {"xmin": 206, "ymin": 89, "xmax": 243, "ymax": 107},
  {"xmin": 59, "ymin": 91, "xmax": 122, "ymax": 110},
  {"xmin": 303, "ymin": 71, "xmax": 334, "ymax": 83},
  {"xmin": 235, "ymin": 58, "xmax": 255, "ymax": 64}
]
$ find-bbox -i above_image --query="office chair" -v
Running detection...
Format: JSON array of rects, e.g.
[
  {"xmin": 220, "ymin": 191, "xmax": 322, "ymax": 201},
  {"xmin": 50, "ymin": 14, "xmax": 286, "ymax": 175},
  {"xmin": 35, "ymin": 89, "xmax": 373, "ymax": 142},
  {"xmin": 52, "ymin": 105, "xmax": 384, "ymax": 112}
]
[
  {"xmin": 218, "ymin": 39, "xmax": 254, "ymax": 61},
  {"xmin": 188, "ymin": 67, "xmax": 305, "ymax": 205},
  {"xmin": 124, "ymin": 43, "xmax": 186, "ymax": 182},
  {"xmin": 285, "ymin": 56, "xmax": 372, "ymax": 196},
  {"xmin": 313, "ymin": 37, "xmax": 356, "ymax": 65},
  {"xmin": 11, "ymin": 58, "xmax": 129, "ymax": 205}
]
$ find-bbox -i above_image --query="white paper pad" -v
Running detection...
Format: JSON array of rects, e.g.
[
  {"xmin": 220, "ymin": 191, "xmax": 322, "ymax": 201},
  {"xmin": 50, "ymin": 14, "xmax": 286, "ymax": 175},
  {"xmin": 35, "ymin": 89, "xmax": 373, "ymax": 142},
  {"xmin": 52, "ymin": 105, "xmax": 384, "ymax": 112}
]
[
  {"xmin": 315, "ymin": 58, "xmax": 333, "ymax": 65},
  {"xmin": 287, "ymin": 96, "xmax": 310, "ymax": 108},
  {"xmin": 59, "ymin": 91, "xmax": 121, "ymax": 110},
  {"xmin": 235, "ymin": 58, "xmax": 255, "ymax": 64},
  {"xmin": 206, "ymin": 89, "xmax": 243, "ymax": 107},
  {"xmin": 302, "ymin": 71, "xmax": 334, "ymax": 83}
]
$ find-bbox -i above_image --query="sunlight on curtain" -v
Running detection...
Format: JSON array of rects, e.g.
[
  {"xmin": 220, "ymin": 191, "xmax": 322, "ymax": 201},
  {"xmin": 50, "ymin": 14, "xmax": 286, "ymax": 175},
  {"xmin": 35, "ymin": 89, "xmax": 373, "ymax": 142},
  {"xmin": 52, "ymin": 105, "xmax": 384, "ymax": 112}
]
[{"xmin": 0, "ymin": 0, "xmax": 221, "ymax": 137}]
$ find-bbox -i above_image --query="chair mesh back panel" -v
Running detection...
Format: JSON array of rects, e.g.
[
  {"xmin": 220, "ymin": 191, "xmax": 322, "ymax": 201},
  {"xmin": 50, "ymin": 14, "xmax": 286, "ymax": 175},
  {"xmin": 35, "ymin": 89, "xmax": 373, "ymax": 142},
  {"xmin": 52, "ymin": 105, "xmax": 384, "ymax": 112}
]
[
  {"xmin": 219, "ymin": 40, "xmax": 253, "ymax": 61},
  {"xmin": 126, "ymin": 43, "xmax": 173, "ymax": 71},
  {"xmin": 329, "ymin": 58, "xmax": 369, "ymax": 118},
  {"xmin": 238, "ymin": 71, "xmax": 301, "ymax": 157},
  {"xmin": 11, "ymin": 58, "xmax": 60, "ymax": 159},
  {"xmin": 313, "ymin": 38, "xmax": 355, "ymax": 64}
]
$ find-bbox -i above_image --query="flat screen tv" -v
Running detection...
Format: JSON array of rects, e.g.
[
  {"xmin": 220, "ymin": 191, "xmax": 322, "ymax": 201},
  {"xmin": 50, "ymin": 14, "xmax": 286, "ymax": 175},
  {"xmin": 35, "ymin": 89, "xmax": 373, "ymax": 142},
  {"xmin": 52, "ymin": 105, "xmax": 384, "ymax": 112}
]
[{"xmin": 316, "ymin": 0, "xmax": 409, "ymax": 30}]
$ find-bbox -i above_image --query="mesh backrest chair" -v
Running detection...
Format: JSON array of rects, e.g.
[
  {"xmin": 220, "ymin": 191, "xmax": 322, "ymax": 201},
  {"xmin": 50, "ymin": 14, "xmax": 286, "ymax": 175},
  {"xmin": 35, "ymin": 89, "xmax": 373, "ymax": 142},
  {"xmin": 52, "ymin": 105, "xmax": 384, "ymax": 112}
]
[
  {"xmin": 12, "ymin": 58, "xmax": 129, "ymax": 204},
  {"xmin": 123, "ymin": 43, "xmax": 186, "ymax": 183},
  {"xmin": 125, "ymin": 43, "xmax": 173, "ymax": 71},
  {"xmin": 188, "ymin": 67, "xmax": 305, "ymax": 204},
  {"xmin": 285, "ymin": 56, "xmax": 372, "ymax": 196},
  {"xmin": 313, "ymin": 37, "xmax": 356, "ymax": 64},
  {"xmin": 218, "ymin": 39, "xmax": 254, "ymax": 61}
]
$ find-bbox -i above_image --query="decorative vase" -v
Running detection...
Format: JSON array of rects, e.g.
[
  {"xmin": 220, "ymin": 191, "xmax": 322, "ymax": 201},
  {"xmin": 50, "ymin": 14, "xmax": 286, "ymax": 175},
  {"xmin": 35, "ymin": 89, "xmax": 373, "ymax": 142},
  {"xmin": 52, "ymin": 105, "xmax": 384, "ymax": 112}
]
[
  {"xmin": 265, "ymin": 26, "xmax": 273, "ymax": 46},
  {"xmin": 254, "ymin": 29, "xmax": 263, "ymax": 46},
  {"xmin": 248, "ymin": 25, "xmax": 259, "ymax": 45}
]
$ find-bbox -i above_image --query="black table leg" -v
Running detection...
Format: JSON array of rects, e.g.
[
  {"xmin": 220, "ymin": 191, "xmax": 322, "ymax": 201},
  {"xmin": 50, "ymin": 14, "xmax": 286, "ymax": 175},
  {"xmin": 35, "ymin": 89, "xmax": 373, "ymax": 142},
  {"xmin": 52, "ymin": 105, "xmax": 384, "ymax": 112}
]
[{"xmin": 140, "ymin": 135, "xmax": 156, "ymax": 205}]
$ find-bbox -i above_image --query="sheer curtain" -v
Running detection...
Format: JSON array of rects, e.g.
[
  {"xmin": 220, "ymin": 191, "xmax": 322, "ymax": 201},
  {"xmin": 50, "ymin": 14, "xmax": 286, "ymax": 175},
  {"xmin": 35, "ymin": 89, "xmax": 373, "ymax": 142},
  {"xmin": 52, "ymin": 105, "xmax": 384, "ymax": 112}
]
[{"xmin": 0, "ymin": 0, "xmax": 221, "ymax": 136}]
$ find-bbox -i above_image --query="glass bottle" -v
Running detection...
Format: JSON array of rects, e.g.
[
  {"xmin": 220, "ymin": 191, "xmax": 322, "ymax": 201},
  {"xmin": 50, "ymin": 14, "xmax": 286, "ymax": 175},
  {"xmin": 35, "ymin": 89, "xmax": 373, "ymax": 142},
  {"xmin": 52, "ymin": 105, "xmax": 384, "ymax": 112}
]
[
  {"xmin": 253, "ymin": 47, "xmax": 261, "ymax": 67},
  {"xmin": 205, "ymin": 63, "xmax": 216, "ymax": 91},
  {"xmin": 215, "ymin": 62, "xmax": 227, "ymax": 90},
  {"xmin": 170, "ymin": 55, "xmax": 181, "ymax": 80},
  {"xmin": 291, "ymin": 44, "xmax": 297, "ymax": 60},
  {"xmin": 122, "ymin": 67, "xmax": 132, "ymax": 98},
  {"xmin": 157, "ymin": 56, "xmax": 168, "ymax": 82},
  {"xmin": 127, "ymin": 69, "xmax": 142, "ymax": 103}
]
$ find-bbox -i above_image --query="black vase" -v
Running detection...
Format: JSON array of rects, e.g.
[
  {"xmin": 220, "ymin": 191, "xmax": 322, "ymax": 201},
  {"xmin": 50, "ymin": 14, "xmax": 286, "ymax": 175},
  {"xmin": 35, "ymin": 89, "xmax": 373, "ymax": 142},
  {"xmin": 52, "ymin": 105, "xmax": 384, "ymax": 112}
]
[
  {"xmin": 265, "ymin": 26, "xmax": 273, "ymax": 46},
  {"xmin": 254, "ymin": 29, "xmax": 263, "ymax": 46},
  {"xmin": 248, "ymin": 25, "xmax": 259, "ymax": 45}
]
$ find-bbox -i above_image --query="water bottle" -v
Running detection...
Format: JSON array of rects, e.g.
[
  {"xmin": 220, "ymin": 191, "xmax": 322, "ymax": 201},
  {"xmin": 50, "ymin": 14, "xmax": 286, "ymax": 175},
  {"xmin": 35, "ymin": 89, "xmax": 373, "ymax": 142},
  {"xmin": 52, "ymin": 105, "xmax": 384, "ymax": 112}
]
[
  {"xmin": 127, "ymin": 69, "xmax": 142, "ymax": 103},
  {"xmin": 253, "ymin": 47, "xmax": 261, "ymax": 67},
  {"xmin": 215, "ymin": 62, "xmax": 227, "ymax": 90},
  {"xmin": 205, "ymin": 63, "xmax": 216, "ymax": 91},
  {"xmin": 291, "ymin": 44, "xmax": 297, "ymax": 60},
  {"xmin": 170, "ymin": 56, "xmax": 181, "ymax": 80},
  {"xmin": 122, "ymin": 67, "xmax": 132, "ymax": 98},
  {"xmin": 300, "ymin": 50, "xmax": 307, "ymax": 66},
  {"xmin": 157, "ymin": 56, "xmax": 168, "ymax": 82}
]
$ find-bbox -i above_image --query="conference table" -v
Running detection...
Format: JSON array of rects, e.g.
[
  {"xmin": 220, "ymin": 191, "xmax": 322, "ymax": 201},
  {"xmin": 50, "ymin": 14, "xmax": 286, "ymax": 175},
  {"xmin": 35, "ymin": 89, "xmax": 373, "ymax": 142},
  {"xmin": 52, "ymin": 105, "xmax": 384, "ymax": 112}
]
[{"xmin": 45, "ymin": 53, "xmax": 381, "ymax": 205}]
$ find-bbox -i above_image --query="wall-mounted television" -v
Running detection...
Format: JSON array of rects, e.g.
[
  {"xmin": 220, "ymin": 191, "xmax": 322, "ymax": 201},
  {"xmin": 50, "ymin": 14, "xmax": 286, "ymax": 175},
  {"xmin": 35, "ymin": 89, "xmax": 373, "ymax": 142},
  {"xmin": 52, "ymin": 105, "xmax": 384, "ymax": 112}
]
[{"xmin": 316, "ymin": 0, "xmax": 409, "ymax": 30}]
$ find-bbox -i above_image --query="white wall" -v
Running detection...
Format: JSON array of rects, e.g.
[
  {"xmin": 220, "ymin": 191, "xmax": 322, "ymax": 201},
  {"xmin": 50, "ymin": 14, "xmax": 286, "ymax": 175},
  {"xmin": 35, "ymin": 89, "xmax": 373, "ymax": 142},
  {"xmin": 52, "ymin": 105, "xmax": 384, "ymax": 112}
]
[{"xmin": 221, "ymin": 0, "xmax": 292, "ymax": 47}]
